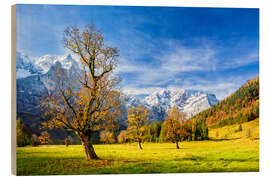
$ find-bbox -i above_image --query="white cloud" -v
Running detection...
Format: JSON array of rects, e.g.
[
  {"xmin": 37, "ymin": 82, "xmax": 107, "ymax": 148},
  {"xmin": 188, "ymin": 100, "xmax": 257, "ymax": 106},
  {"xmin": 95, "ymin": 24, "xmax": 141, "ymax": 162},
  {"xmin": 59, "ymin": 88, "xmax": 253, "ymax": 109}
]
[
  {"xmin": 122, "ymin": 81, "xmax": 239, "ymax": 100},
  {"xmin": 116, "ymin": 42, "xmax": 218, "ymax": 87},
  {"xmin": 158, "ymin": 44, "xmax": 217, "ymax": 72},
  {"xmin": 122, "ymin": 71, "xmax": 259, "ymax": 100},
  {"xmin": 221, "ymin": 50, "xmax": 259, "ymax": 69},
  {"xmin": 116, "ymin": 39, "xmax": 259, "ymax": 94},
  {"xmin": 123, "ymin": 87, "xmax": 164, "ymax": 96},
  {"xmin": 178, "ymin": 82, "xmax": 240, "ymax": 100},
  {"xmin": 115, "ymin": 57, "xmax": 149, "ymax": 73}
]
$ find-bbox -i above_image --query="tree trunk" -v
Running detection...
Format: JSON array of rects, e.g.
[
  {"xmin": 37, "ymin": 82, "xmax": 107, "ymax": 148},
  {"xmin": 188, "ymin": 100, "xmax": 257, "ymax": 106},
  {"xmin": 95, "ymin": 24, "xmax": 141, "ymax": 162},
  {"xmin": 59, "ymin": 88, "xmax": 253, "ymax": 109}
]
[
  {"xmin": 83, "ymin": 142, "xmax": 99, "ymax": 160},
  {"xmin": 176, "ymin": 141, "xmax": 179, "ymax": 149},
  {"xmin": 138, "ymin": 140, "xmax": 143, "ymax": 150},
  {"xmin": 80, "ymin": 133, "xmax": 99, "ymax": 160}
]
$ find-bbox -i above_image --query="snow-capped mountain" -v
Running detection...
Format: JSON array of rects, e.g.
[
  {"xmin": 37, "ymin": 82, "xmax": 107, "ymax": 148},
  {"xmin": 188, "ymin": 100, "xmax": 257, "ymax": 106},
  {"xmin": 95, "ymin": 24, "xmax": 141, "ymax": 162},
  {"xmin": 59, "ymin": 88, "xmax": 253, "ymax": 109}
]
[
  {"xmin": 121, "ymin": 94, "xmax": 142, "ymax": 108},
  {"xmin": 142, "ymin": 89, "xmax": 218, "ymax": 120},
  {"xmin": 16, "ymin": 53, "xmax": 82, "ymax": 113},
  {"xmin": 16, "ymin": 52, "xmax": 81, "ymax": 79},
  {"xmin": 34, "ymin": 54, "xmax": 80, "ymax": 74},
  {"xmin": 16, "ymin": 52, "xmax": 42, "ymax": 79},
  {"xmin": 16, "ymin": 52, "xmax": 218, "ymax": 122},
  {"xmin": 120, "ymin": 89, "xmax": 218, "ymax": 122}
]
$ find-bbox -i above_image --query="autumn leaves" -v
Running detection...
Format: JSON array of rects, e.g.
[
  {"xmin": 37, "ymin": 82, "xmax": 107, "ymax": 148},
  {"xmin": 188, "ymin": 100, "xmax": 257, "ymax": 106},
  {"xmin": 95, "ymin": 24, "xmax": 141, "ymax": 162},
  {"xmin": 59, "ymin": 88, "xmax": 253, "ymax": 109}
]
[{"xmin": 125, "ymin": 106, "xmax": 190, "ymax": 150}]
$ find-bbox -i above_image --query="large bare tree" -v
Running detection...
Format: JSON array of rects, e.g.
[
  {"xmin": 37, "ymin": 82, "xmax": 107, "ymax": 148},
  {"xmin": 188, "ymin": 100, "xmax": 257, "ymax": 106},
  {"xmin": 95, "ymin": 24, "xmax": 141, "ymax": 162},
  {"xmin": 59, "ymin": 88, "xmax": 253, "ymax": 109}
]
[{"xmin": 41, "ymin": 23, "xmax": 121, "ymax": 160}]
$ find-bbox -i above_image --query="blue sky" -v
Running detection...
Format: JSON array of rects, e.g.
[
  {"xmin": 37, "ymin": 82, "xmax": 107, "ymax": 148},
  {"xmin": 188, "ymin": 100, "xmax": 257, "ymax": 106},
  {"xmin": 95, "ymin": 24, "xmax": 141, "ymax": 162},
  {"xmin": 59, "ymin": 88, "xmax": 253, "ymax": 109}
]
[{"xmin": 16, "ymin": 5, "xmax": 259, "ymax": 100}]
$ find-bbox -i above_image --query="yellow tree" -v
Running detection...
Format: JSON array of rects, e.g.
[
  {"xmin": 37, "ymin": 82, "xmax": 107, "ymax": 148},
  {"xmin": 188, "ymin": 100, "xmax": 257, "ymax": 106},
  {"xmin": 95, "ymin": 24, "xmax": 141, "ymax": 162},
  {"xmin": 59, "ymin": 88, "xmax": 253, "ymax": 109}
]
[
  {"xmin": 117, "ymin": 130, "xmax": 129, "ymax": 143},
  {"xmin": 38, "ymin": 131, "xmax": 50, "ymax": 145},
  {"xmin": 100, "ymin": 130, "xmax": 115, "ymax": 144},
  {"xmin": 16, "ymin": 118, "xmax": 30, "ymax": 147},
  {"xmin": 127, "ymin": 106, "xmax": 151, "ymax": 149},
  {"xmin": 30, "ymin": 134, "xmax": 39, "ymax": 146},
  {"xmin": 164, "ymin": 106, "xmax": 189, "ymax": 149},
  {"xmin": 41, "ymin": 23, "xmax": 121, "ymax": 160}
]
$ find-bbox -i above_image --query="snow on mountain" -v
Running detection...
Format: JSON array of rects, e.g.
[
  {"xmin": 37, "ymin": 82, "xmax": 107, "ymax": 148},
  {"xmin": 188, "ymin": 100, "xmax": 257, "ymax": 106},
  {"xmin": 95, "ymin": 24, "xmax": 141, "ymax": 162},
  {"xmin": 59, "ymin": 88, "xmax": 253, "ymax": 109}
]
[
  {"xmin": 183, "ymin": 93, "xmax": 218, "ymax": 118},
  {"xmin": 16, "ymin": 52, "xmax": 218, "ymax": 121},
  {"xmin": 141, "ymin": 89, "xmax": 218, "ymax": 120},
  {"xmin": 34, "ymin": 54, "xmax": 80, "ymax": 74},
  {"xmin": 121, "ymin": 94, "xmax": 142, "ymax": 108},
  {"xmin": 16, "ymin": 53, "xmax": 83, "ymax": 113},
  {"xmin": 17, "ymin": 69, "xmax": 33, "ymax": 79},
  {"xmin": 120, "ymin": 89, "xmax": 218, "ymax": 121},
  {"xmin": 16, "ymin": 52, "xmax": 81, "ymax": 79},
  {"xmin": 16, "ymin": 52, "xmax": 42, "ymax": 79}
]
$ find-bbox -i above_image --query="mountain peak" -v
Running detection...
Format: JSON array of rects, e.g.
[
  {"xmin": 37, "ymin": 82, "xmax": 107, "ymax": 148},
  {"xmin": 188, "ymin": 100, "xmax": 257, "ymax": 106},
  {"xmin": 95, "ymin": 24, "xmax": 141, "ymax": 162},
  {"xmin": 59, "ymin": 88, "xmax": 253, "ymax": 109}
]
[
  {"xmin": 35, "ymin": 54, "xmax": 81, "ymax": 74},
  {"xmin": 16, "ymin": 52, "xmax": 82, "ymax": 79},
  {"xmin": 16, "ymin": 52, "xmax": 42, "ymax": 79},
  {"xmin": 16, "ymin": 52, "xmax": 219, "ymax": 122},
  {"xmin": 141, "ymin": 88, "xmax": 218, "ymax": 120}
]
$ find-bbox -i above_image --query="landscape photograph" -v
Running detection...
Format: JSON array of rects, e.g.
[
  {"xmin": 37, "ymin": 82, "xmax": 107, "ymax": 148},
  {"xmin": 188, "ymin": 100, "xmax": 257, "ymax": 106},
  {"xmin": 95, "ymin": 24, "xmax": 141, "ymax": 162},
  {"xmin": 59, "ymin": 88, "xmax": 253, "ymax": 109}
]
[{"xmin": 14, "ymin": 4, "xmax": 259, "ymax": 175}]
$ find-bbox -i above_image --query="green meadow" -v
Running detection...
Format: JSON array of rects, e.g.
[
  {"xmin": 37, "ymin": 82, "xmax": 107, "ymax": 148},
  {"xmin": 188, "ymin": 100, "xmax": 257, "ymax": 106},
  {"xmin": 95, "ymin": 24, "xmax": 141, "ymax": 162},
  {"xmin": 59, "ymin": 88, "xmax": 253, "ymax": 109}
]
[{"xmin": 17, "ymin": 119, "xmax": 259, "ymax": 175}]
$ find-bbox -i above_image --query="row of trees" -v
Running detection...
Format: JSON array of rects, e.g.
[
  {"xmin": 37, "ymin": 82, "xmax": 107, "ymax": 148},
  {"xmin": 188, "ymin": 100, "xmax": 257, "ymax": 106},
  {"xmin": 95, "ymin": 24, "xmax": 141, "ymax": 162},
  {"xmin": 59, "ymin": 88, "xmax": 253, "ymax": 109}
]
[
  {"xmin": 99, "ymin": 106, "xmax": 208, "ymax": 150},
  {"xmin": 18, "ymin": 102, "xmax": 208, "ymax": 151},
  {"xmin": 17, "ymin": 118, "xmax": 51, "ymax": 147}
]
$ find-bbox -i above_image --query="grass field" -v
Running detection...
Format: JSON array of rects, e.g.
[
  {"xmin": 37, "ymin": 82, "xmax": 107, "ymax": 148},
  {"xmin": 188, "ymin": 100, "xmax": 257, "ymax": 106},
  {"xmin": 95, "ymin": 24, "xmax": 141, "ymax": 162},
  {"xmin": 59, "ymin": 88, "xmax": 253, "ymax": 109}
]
[
  {"xmin": 17, "ymin": 119, "xmax": 259, "ymax": 175},
  {"xmin": 209, "ymin": 118, "xmax": 259, "ymax": 140}
]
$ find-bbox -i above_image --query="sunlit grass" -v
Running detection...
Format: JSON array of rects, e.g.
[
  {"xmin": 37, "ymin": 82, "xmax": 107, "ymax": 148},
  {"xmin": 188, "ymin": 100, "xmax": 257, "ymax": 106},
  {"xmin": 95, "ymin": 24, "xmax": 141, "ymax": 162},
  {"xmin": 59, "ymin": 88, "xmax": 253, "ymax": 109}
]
[
  {"xmin": 17, "ymin": 137, "xmax": 259, "ymax": 175},
  {"xmin": 17, "ymin": 119, "xmax": 259, "ymax": 175},
  {"xmin": 209, "ymin": 118, "xmax": 259, "ymax": 140}
]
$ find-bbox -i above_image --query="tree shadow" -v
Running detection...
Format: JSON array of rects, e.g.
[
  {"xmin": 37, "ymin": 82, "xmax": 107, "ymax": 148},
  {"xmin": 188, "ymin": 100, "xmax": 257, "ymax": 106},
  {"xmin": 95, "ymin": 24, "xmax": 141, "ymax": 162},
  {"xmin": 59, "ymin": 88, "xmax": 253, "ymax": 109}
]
[
  {"xmin": 209, "ymin": 138, "xmax": 240, "ymax": 141},
  {"xmin": 176, "ymin": 155, "xmax": 256, "ymax": 163},
  {"xmin": 161, "ymin": 147, "xmax": 191, "ymax": 150}
]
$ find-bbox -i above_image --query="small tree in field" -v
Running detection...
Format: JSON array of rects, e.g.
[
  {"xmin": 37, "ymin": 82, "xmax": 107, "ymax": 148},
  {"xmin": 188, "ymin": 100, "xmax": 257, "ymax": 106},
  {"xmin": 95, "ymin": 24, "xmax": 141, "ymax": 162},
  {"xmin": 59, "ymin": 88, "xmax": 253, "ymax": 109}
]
[
  {"xmin": 215, "ymin": 129, "xmax": 219, "ymax": 138},
  {"xmin": 39, "ymin": 131, "xmax": 50, "ymax": 145},
  {"xmin": 127, "ymin": 106, "xmax": 151, "ymax": 149},
  {"xmin": 16, "ymin": 118, "xmax": 30, "ymax": 147},
  {"xmin": 100, "ymin": 130, "xmax": 115, "ymax": 144},
  {"xmin": 41, "ymin": 23, "xmax": 121, "ymax": 160},
  {"xmin": 117, "ymin": 130, "xmax": 129, "ymax": 143},
  {"xmin": 31, "ymin": 134, "xmax": 39, "ymax": 146},
  {"xmin": 246, "ymin": 128, "xmax": 252, "ymax": 139},
  {"xmin": 238, "ymin": 124, "xmax": 243, "ymax": 132},
  {"xmin": 65, "ymin": 136, "xmax": 72, "ymax": 147},
  {"xmin": 164, "ymin": 106, "xmax": 189, "ymax": 149}
]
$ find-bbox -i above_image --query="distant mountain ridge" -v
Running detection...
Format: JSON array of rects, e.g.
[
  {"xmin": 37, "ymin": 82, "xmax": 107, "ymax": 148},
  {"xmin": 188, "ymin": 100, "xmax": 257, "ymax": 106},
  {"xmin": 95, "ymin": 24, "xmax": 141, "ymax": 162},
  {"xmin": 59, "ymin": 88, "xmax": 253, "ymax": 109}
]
[
  {"xmin": 120, "ymin": 89, "xmax": 218, "ymax": 123},
  {"xmin": 16, "ymin": 52, "xmax": 82, "ymax": 79},
  {"xmin": 16, "ymin": 52, "xmax": 42, "ymax": 79},
  {"xmin": 35, "ymin": 54, "xmax": 81, "ymax": 74},
  {"xmin": 16, "ymin": 52, "xmax": 219, "ymax": 128},
  {"xmin": 142, "ymin": 89, "xmax": 218, "ymax": 120}
]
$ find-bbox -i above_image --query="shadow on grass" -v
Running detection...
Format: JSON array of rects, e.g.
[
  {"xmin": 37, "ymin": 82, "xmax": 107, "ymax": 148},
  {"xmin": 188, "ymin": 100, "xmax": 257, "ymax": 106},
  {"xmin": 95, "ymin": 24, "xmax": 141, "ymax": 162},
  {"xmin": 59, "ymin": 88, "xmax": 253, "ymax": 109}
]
[
  {"xmin": 176, "ymin": 155, "xmax": 257, "ymax": 163},
  {"xmin": 209, "ymin": 138, "xmax": 240, "ymax": 141},
  {"xmin": 252, "ymin": 138, "xmax": 259, "ymax": 140},
  {"xmin": 160, "ymin": 147, "xmax": 191, "ymax": 150}
]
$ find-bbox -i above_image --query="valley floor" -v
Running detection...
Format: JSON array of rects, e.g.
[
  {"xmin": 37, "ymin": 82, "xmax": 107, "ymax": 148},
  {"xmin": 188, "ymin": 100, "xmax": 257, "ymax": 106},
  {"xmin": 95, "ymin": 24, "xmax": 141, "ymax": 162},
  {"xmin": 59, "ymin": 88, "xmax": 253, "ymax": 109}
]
[{"xmin": 17, "ymin": 138, "xmax": 259, "ymax": 175}]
